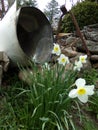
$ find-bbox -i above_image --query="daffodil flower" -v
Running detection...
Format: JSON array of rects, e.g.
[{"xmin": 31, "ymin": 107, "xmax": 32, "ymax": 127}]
[
  {"xmin": 79, "ymin": 55, "xmax": 87, "ymax": 63},
  {"xmin": 73, "ymin": 60, "xmax": 83, "ymax": 71},
  {"xmin": 68, "ymin": 78, "xmax": 94, "ymax": 103},
  {"xmin": 52, "ymin": 43, "xmax": 61, "ymax": 56},
  {"xmin": 57, "ymin": 54, "xmax": 69, "ymax": 66}
]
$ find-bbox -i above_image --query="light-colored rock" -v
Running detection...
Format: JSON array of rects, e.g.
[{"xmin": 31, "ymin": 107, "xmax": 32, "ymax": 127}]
[
  {"xmin": 18, "ymin": 69, "xmax": 33, "ymax": 85},
  {"xmin": 66, "ymin": 36, "xmax": 76, "ymax": 45},
  {"xmin": 92, "ymin": 63, "xmax": 98, "ymax": 69},
  {"xmin": 83, "ymin": 24, "xmax": 98, "ymax": 42},
  {"xmin": 0, "ymin": 52, "xmax": 9, "ymax": 72},
  {"xmin": 0, "ymin": 52, "xmax": 10, "ymax": 86},
  {"xmin": 90, "ymin": 55, "xmax": 98, "ymax": 61},
  {"xmin": 61, "ymin": 47, "xmax": 77, "ymax": 58},
  {"xmin": 76, "ymin": 39, "xmax": 98, "ymax": 54}
]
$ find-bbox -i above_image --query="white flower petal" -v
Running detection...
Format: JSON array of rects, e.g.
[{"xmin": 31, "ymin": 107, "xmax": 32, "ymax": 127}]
[
  {"xmin": 73, "ymin": 66, "xmax": 80, "ymax": 71},
  {"xmin": 74, "ymin": 61, "xmax": 83, "ymax": 71},
  {"xmin": 79, "ymin": 55, "xmax": 87, "ymax": 63},
  {"xmin": 52, "ymin": 43, "xmax": 61, "ymax": 56},
  {"xmin": 84, "ymin": 55, "xmax": 87, "ymax": 59},
  {"xmin": 68, "ymin": 89, "xmax": 77, "ymax": 98},
  {"xmin": 75, "ymin": 78, "xmax": 86, "ymax": 88},
  {"xmin": 56, "ymin": 51, "xmax": 61, "ymax": 56},
  {"xmin": 73, "ymin": 66, "xmax": 77, "ymax": 71},
  {"xmin": 60, "ymin": 54, "xmax": 64, "ymax": 57},
  {"xmin": 85, "ymin": 85, "xmax": 95, "ymax": 95},
  {"xmin": 87, "ymin": 90, "xmax": 94, "ymax": 95},
  {"xmin": 57, "ymin": 54, "xmax": 69, "ymax": 65},
  {"xmin": 78, "ymin": 94, "xmax": 88, "ymax": 103},
  {"xmin": 85, "ymin": 85, "xmax": 94, "ymax": 90}
]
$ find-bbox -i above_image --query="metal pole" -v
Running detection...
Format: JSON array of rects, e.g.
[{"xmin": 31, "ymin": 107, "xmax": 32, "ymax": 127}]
[{"xmin": 69, "ymin": 11, "xmax": 91, "ymax": 57}]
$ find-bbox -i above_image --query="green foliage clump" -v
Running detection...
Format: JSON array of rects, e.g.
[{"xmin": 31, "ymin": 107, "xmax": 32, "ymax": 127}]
[
  {"xmin": 0, "ymin": 64, "xmax": 77, "ymax": 130},
  {"xmin": 61, "ymin": 1, "xmax": 98, "ymax": 33},
  {"xmin": 0, "ymin": 62, "xmax": 98, "ymax": 129}
]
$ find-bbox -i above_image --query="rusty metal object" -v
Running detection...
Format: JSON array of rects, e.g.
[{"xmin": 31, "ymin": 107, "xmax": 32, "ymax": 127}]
[
  {"xmin": 69, "ymin": 11, "xmax": 90, "ymax": 57},
  {"xmin": 55, "ymin": 5, "xmax": 68, "ymax": 42}
]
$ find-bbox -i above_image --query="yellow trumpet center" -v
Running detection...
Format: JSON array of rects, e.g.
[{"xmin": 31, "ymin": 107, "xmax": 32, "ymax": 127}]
[
  {"xmin": 61, "ymin": 58, "xmax": 66, "ymax": 63},
  {"xmin": 81, "ymin": 57, "xmax": 85, "ymax": 62},
  {"xmin": 54, "ymin": 47, "xmax": 59, "ymax": 52},
  {"xmin": 77, "ymin": 88, "xmax": 86, "ymax": 95}
]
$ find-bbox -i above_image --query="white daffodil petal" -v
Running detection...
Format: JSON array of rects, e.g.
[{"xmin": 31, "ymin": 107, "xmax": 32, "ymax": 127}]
[
  {"xmin": 85, "ymin": 85, "xmax": 95, "ymax": 90},
  {"xmin": 79, "ymin": 55, "xmax": 87, "ymax": 63},
  {"xmin": 66, "ymin": 58, "xmax": 69, "ymax": 64},
  {"xmin": 87, "ymin": 90, "xmax": 94, "ymax": 95},
  {"xmin": 56, "ymin": 52, "xmax": 61, "ymax": 56},
  {"xmin": 75, "ymin": 60, "xmax": 82, "ymax": 66},
  {"xmin": 85, "ymin": 87, "xmax": 94, "ymax": 95},
  {"xmin": 52, "ymin": 43, "xmax": 61, "ymax": 56},
  {"xmin": 74, "ymin": 61, "xmax": 83, "ymax": 71},
  {"xmin": 75, "ymin": 78, "xmax": 86, "ymax": 87},
  {"xmin": 78, "ymin": 94, "xmax": 88, "ymax": 103},
  {"xmin": 73, "ymin": 66, "xmax": 80, "ymax": 71},
  {"xmin": 68, "ymin": 89, "xmax": 77, "ymax": 98},
  {"xmin": 73, "ymin": 66, "xmax": 77, "ymax": 71},
  {"xmin": 84, "ymin": 55, "xmax": 87, "ymax": 59},
  {"xmin": 57, "ymin": 54, "xmax": 69, "ymax": 66}
]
